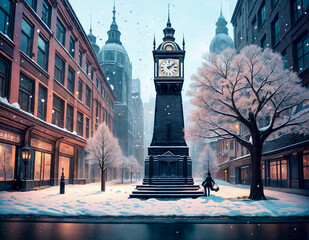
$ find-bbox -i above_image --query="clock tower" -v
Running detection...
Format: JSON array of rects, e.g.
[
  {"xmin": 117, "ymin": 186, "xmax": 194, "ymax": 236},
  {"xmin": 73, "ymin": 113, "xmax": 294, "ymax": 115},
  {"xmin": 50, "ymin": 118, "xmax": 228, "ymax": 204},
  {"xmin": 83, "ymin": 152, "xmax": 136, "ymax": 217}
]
[{"xmin": 130, "ymin": 8, "xmax": 203, "ymax": 198}]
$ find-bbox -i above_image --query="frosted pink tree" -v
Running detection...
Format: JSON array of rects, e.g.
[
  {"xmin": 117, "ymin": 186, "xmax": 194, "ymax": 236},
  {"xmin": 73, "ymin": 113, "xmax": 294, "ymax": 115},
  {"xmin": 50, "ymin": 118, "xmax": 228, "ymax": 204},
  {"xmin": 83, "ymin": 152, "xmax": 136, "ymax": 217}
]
[
  {"xmin": 127, "ymin": 156, "xmax": 140, "ymax": 183},
  {"xmin": 118, "ymin": 156, "xmax": 129, "ymax": 183},
  {"xmin": 86, "ymin": 123, "xmax": 121, "ymax": 191},
  {"xmin": 187, "ymin": 45, "xmax": 309, "ymax": 200}
]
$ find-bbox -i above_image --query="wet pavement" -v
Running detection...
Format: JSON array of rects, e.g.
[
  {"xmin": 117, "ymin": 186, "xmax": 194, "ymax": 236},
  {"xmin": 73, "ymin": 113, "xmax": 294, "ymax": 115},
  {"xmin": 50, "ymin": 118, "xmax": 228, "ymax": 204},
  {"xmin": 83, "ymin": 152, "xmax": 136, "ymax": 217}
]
[{"xmin": 0, "ymin": 221, "xmax": 308, "ymax": 240}]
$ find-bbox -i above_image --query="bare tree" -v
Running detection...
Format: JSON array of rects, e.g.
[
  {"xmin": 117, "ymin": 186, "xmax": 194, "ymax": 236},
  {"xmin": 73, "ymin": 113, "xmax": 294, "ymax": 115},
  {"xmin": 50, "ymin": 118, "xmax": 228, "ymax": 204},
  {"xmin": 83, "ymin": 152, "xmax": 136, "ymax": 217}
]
[
  {"xmin": 187, "ymin": 45, "xmax": 309, "ymax": 200},
  {"xmin": 85, "ymin": 123, "xmax": 121, "ymax": 191},
  {"xmin": 127, "ymin": 156, "xmax": 139, "ymax": 183},
  {"xmin": 118, "ymin": 156, "xmax": 129, "ymax": 183},
  {"xmin": 196, "ymin": 144, "xmax": 217, "ymax": 178}
]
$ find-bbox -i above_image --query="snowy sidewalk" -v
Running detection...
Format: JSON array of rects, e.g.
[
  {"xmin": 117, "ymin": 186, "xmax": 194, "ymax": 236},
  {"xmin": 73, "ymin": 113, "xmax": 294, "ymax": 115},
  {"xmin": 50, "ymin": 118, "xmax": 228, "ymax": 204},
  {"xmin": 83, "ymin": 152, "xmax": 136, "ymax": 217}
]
[{"xmin": 0, "ymin": 180, "xmax": 308, "ymax": 218}]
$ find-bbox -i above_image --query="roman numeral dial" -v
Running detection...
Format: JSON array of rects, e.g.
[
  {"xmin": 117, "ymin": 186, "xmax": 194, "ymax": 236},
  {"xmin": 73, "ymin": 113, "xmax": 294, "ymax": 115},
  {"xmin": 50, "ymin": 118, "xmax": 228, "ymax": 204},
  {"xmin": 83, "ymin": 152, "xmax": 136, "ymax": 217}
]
[{"xmin": 159, "ymin": 59, "xmax": 179, "ymax": 77}]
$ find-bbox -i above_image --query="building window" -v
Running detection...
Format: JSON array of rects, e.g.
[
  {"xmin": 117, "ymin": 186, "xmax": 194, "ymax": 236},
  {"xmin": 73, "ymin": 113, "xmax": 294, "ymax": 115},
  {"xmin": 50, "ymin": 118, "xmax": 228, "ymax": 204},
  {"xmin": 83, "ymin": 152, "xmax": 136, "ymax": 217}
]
[
  {"xmin": 25, "ymin": 0, "xmax": 36, "ymax": 10},
  {"xmin": 0, "ymin": 143, "xmax": 16, "ymax": 181},
  {"xmin": 292, "ymin": 0, "xmax": 309, "ymax": 23},
  {"xmin": 52, "ymin": 94, "xmax": 64, "ymax": 128},
  {"xmin": 270, "ymin": 161, "xmax": 277, "ymax": 180},
  {"xmin": 85, "ymin": 61, "xmax": 89, "ymax": 76},
  {"xmin": 258, "ymin": 1, "xmax": 266, "ymax": 28},
  {"xmin": 96, "ymin": 78, "xmax": 99, "ymax": 89},
  {"xmin": 20, "ymin": 19, "xmax": 34, "ymax": 57},
  {"xmin": 69, "ymin": 37, "xmax": 75, "ymax": 58},
  {"xmin": 252, "ymin": 17, "xmax": 257, "ymax": 41},
  {"xmin": 261, "ymin": 34, "xmax": 267, "ymax": 49},
  {"xmin": 0, "ymin": 0, "xmax": 13, "ymax": 38},
  {"xmin": 37, "ymin": 84, "xmax": 47, "ymax": 121},
  {"xmin": 37, "ymin": 36, "xmax": 49, "ymax": 71},
  {"xmin": 85, "ymin": 86, "xmax": 91, "ymax": 108},
  {"xmin": 18, "ymin": 74, "xmax": 34, "ymax": 114},
  {"xmin": 54, "ymin": 54, "xmax": 65, "ymax": 85},
  {"xmin": 281, "ymin": 160, "xmax": 287, "ymax": 180},
  {"xmin": 101, "ymin": 86, "xmax": 104, "ymax": 95},
  {"xmin": 56, "ymin": 18, "xmax": 65, "ymax": 46},
  {"xmin": 96, "ymin": 100, "xmax": 101, "ymax": 124},
  {"xmin": 230, "ymin": 140, "xmax": 234, "ymax": 150},
  {"xmin": 304, "ymin": 154, "xmax": 309, "ymax": 180},
  {"xmin": 66, "ymin": 104, "xmax": 73, "ymax": 132},
  {"xmin": 85, "ymin": 117, "xmax": 89, "ymax": 138},
  {"xmin": 0, "ymin": 56, "xmax": 10, "ymax": 99},
  {"xmin": 91, "ymin": 68, "xmax": 94, "ymax": 81},
  {"xmin": 76, "ymin": 111, "xmax": 83, "ymax": 136},
  {"xmin": 296, "ymin": 34, "xmax": 309, "ymax": 72},
  {"xmin": 271, "ymin": 16, "xmax": 279, "ymax": 46},
  {"xmin": 41, "ymin": 0, "xmax": 51, "ymax": 27},
  {"xmin": 34, "ymin": 152, "xmax": 51, "ymax": 181},
  {"xmin": 67, "ymin": 67, "xmax": 75, "ymax": 94},
  {"xmin": 78, "ymin": 50, "xmax": 82, "ymax": 67},
  {"xmin": 105, "ymin": 51, "xmax": 114, "ymax": 61},
  {"xmin": 78, "ymin": 79, "xmax": 82, "ymax": 101}
]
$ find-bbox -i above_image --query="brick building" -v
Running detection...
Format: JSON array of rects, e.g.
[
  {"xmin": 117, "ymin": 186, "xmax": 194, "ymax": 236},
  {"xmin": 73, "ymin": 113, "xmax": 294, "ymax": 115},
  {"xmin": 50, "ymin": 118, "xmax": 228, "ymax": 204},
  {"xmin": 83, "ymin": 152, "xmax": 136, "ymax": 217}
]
[
  {"xmin": 216, "ymin": 0, "xmax": 309, "ymax": 189},
  {"xmin": 0, "ymin": 0, "xmax": 115, "ymax": 191}
]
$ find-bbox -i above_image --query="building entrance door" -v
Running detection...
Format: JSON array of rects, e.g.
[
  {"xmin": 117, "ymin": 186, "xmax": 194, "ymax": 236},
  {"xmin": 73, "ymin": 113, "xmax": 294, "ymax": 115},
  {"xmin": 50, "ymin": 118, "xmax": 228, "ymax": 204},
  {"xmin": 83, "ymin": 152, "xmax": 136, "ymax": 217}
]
[{"xmin": 59, "ymin": 156, "xmax": 73, "ymax": 184}]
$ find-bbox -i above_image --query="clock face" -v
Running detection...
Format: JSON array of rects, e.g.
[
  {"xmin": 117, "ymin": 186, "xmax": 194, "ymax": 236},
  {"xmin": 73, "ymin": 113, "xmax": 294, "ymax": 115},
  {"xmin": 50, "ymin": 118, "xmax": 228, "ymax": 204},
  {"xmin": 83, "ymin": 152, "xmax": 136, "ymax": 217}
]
[{"xmin": 159, "ymin": 59, "xmax": 179, "ymax": 77}]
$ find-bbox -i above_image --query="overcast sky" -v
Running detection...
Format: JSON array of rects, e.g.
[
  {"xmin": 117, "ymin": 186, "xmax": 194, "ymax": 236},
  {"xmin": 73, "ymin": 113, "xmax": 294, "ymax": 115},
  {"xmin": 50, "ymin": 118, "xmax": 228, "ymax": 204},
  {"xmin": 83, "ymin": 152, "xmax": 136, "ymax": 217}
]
[{"xmin": 71, "ymin": 0, "xmax": 237, "ymax": 103}]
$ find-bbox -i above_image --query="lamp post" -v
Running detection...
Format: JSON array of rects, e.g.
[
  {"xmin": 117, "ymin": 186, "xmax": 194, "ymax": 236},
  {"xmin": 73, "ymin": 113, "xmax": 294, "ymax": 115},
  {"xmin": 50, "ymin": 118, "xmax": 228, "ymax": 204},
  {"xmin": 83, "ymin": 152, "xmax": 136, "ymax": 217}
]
[{"xmin": 21, "ymin": 144, "xmax": 32, "ymax": 180}]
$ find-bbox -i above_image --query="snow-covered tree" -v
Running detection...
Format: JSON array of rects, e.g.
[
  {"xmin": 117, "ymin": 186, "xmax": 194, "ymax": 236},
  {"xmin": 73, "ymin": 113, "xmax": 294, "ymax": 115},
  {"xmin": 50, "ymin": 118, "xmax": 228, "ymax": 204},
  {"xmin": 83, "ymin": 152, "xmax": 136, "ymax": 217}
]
[
  {"xmin": 196, "ymin": 144, "xmax": 217, "ymax": 178},
  {"xmin": 187, "ymin": 45, "xmax": 309, "ymax": 200},
  {"xmin": 127, "ymin": 156, "xmax": 139, "ymax": 183},
  {"xmin": 85, "ymin": 123, "xmax": 121, "ymax": 191},
  {"xmin": 118, "ymin": 156, "xmax": 129, "ymax": 183}
]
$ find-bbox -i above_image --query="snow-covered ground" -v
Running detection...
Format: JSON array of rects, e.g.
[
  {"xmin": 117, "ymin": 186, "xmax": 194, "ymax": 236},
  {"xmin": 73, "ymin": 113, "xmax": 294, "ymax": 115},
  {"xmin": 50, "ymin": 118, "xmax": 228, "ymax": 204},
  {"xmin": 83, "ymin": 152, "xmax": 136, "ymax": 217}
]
[{"xmin": 0, "ymin": 180, "xmax": 308, "ymax": 217}]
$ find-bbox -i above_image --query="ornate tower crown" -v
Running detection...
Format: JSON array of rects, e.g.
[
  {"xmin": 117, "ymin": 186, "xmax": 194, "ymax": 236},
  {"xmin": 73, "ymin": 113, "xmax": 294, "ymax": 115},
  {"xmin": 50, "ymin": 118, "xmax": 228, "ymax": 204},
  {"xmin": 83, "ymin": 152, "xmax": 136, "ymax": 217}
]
[
  {"xmin": 106, "ymin": 1, "xmax": 122, "ymax": 45},
  {"xmin": 216, "ymin": 7, "xmax": 228, "ymax": 35},
  {"xmin": 163, "ymin": 5, "xmax": 175, "ymax": 41}
]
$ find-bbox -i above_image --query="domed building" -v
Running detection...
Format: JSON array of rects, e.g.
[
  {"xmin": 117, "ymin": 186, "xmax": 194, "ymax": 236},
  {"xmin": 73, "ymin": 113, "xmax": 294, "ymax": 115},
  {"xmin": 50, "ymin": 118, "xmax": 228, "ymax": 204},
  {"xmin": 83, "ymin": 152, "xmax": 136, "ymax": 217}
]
[
  {"xmin": 209, "ymin": 9, "xmax": 234, "ymax": 54},
  {"xmin": 97, "ymin": 5, "xmax": 135, "ymax": 158}
]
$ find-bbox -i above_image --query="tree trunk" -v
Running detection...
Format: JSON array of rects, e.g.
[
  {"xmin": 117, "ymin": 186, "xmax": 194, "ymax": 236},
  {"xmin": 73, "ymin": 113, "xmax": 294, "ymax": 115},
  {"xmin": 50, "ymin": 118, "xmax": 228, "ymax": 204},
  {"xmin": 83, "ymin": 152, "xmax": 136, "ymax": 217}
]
[
  {"xmin": 249, "ymin": 142, "xmax": 266, "ymax": 200},
  {"xmin": 101, "ymin": 168, "xmax": 106, "ymax": 192},
  {"xmin": 130, "ymin": 172, "xmax": 132, "ymax": 182},
  {"xmin": 121, "ymin": 169, "xmax": 124, "ymax": 183}
]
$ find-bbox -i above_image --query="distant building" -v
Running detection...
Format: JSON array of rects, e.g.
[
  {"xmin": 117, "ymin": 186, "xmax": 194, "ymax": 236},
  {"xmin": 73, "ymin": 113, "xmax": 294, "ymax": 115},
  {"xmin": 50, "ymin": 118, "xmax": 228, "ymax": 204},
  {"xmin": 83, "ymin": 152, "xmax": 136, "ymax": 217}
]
[
  {"xmin": 215, "ymin": 0, "xmax": 309, "ymax": 190},
  {"xmin": 132, "ymin": 79, "xmax": 144, "ymax": 166},
  {"xmin": 0, "ymin": 0, "xmax": 115, "ymax": 190},
  {"xmin": 209, "ymin": 9, "xmax": 234, "ymax": 54},
  {"xmin": 97, "ymin": 4, "xmax": 135, "ymax": 158}
]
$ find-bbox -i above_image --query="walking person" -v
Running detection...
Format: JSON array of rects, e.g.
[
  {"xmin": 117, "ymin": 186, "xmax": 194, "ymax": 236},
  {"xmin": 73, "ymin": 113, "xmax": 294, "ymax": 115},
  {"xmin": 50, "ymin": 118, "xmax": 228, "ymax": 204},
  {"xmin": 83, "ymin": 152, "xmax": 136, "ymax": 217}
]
[{"xmin": 202, "ymin": 171, "xmax": 215, "ymax": 196}]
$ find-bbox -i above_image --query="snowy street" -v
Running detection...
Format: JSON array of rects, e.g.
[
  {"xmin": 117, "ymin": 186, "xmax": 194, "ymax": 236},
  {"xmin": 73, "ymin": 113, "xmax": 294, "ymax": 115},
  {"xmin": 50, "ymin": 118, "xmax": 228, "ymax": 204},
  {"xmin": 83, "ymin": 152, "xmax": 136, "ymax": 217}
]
[{"xmin": 0, "ymin": 180, "xmax": 308, "ymax": 218}]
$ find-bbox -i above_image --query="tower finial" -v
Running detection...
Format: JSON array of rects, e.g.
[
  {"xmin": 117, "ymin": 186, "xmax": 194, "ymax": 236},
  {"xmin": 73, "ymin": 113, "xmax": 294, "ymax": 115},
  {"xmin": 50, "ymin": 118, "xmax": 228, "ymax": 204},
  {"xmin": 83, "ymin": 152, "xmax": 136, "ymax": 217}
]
[
  {"xmin": 153, "ymin": 35, "xmax": 156, "ymax": 50},
  {"xmin": 220, "ymin": 2, "xmax": 223, "ymax": 16},
  {"xmin": 90, "ymin": 8, "xmax": 92, "ymax": 33},
  {"xmin": 167, "ymin": 4, "xmax": 171, "ymax": 27},
  {"xmin": 182, "ymin": 34, "xmax": 185, "ymax": 50},
  {"xmin": 113, "ymin": 0, "xmax": 116, "ymax": 22}
]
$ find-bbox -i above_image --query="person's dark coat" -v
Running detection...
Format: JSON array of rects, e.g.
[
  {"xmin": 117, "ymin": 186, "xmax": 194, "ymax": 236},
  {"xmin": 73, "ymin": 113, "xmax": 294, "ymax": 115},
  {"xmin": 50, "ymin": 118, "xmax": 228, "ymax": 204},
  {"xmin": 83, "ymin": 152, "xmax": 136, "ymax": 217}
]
[{"xmin": 204, "ymin": 176, "xmax": 215, "ymax": 187}]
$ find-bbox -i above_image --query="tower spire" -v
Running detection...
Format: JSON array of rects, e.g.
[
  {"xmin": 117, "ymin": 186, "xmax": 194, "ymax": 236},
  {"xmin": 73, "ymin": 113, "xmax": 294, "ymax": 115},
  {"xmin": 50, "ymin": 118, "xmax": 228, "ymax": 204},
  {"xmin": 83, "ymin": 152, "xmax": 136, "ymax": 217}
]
[
  {"xmin": 90, "ymin": 8, "xmax": 92, "ymax": 33},
  {"xmin": 167, "ymin": 4, "xmax": 171, "ymax": 27},
  {"xmin": 113, "ymin": 0, "xmax": 116, "ymax": 22},
  {"xmin": 182, "ymin": 34, "xmax": 185, "ymax": 50},
  {"xmin": 153, "ymin": 35, "xmax": 156, "ymax": 50}
]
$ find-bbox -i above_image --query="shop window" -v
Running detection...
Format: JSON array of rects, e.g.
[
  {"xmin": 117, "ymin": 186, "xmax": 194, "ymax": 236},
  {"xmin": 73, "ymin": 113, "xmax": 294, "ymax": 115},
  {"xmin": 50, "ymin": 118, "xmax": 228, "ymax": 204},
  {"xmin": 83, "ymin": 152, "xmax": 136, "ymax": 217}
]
[
  {"xmin": 0, "ymin": 56, "xmax": 10, "ymax": 99},
  {"xmin": 85, "ymin": 86, "xmax": 91, "ymax": 107},
  {"xmin": 241, "ymin": 166, "xmax": 249, "ymax": 184},
  {"xmin": 69, "ymin": 37, "xmax": 75, "ymax": 58},
  {"xmin": 281, "ymin": 160, "xmax": 287, "ymax": 180},
  {"xmin": 20, "ymin": 19, "xmax": 34, "ymax": 57},
  {"xmin": 54, "ymin": 54, "xmax": 65, "ymax": 85},
  {"xmin": 34, "ymin": 151, "xmax": 51, "ymax": 181},
  {"xmin": 66, "ymin": 104, "xmax": 73, "ymax": 132},
  {"xmin": 78, "ymin": 79, "xmax": 83, "ymax": 101},
  {"xmin": 261, "ymin": 162, "xmax": 265, "ymax": 180},
  {"xmin": 59, "ymin": 156, "xmax": 70, "ymax": 179},
  {"xmin": 67, "ymin": 67, "xmax": 75, "ymax": 94},
  {"xmin": 76, "ymin": 111, "xmax": 83, "ymax": 136},
  {"xmin": 19, "ymin": 73, "xmax": 34, "ymax": 114},
  {"xmin": 303, "ymin": 154, "xmax": 309, "ymax": 180},
  {"xmin": 37, "ymin": 84, "xmax": 47, "ymax": 121},
  {"xmin": 56, "ymin": 18, "xmax": 65, "ymax": 46},
  {"xmin": 0, "ymin": 0, "xmax": 13, "ymax": 38},
  {"xmin": 41, "ymin": 0, "xmax": 51, "ymax": 27},
  {"xmin": 25, "ymin": 0, "xmax": 36, "ymax": 10},
  {"xmin": 52, "ymin": 94, "xmax": 64, "ymax": 128},
  {"xmin": 37, "ymin": 36, "xmax": 49, "ymax": 71},
  {"xmin": 270, "ymin": 161, "xmax": 278, "ymax": 180},
  {"xmin": 296, "ymin": 34, "xmax": 309, "ymax": 72},
  {"xmin": 0, "ymin": 143, "xmax": 15, "ymax": 181}
]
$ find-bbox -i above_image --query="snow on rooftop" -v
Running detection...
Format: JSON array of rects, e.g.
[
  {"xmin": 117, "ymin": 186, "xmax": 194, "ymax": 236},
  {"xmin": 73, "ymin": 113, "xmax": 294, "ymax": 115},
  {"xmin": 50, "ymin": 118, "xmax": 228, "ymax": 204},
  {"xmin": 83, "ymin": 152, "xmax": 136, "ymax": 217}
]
[{"xmin": 0, "ymin": 180, "xmax": 308, "ymax": 217}]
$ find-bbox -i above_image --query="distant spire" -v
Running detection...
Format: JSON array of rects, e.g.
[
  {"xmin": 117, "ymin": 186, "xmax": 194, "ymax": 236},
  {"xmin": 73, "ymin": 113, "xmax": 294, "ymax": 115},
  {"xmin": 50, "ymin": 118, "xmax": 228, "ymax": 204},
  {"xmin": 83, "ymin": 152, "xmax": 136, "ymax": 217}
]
[
  {"xmin": 182, "ymin": 34, "xmax": 185, "ymax": 50},
  {"xmin": 113, "ymin": 0, "xmax": 116, "ymax": 22},
  {"xmin": 90, "ymin": 8, "xmax": 92, "ymax": 33},
  {"xmin": 167, "ymin": 4, "xmax": 171, "ymax": 27},
  {"xmin": 153, "ymin": 35, "xmax": 156, "ymax": 50},
  {"xmin": 220, "ymin": 2, "xmax": 223, "ymax": 17}
]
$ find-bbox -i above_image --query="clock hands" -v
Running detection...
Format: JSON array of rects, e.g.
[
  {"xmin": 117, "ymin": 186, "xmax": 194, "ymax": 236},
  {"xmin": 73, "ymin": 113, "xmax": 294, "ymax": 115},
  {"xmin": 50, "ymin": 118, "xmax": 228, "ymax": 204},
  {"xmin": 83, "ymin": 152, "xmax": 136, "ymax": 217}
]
[{"xmin": 167, "ymin": 62, "xmax": 176, "ymax": 69}]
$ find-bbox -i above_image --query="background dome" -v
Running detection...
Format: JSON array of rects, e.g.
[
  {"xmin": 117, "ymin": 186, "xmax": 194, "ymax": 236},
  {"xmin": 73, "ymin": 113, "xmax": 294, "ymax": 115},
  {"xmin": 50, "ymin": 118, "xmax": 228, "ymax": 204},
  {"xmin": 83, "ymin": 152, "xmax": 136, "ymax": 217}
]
[
  {"xmin": 98, "ymin": 42, "xmax": 129, "ymax": 65},
  {"xmin": 209, "ymin": 33, "xmax": 234, "ymax": 54}
]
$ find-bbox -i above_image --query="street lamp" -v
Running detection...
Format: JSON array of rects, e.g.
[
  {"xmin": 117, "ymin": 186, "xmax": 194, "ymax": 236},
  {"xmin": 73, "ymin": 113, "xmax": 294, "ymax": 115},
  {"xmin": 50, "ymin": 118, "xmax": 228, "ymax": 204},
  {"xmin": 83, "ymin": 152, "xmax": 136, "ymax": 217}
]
[{"xmin": 21, "ymin": 144, "xmax": 32, "ymax": 180}]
